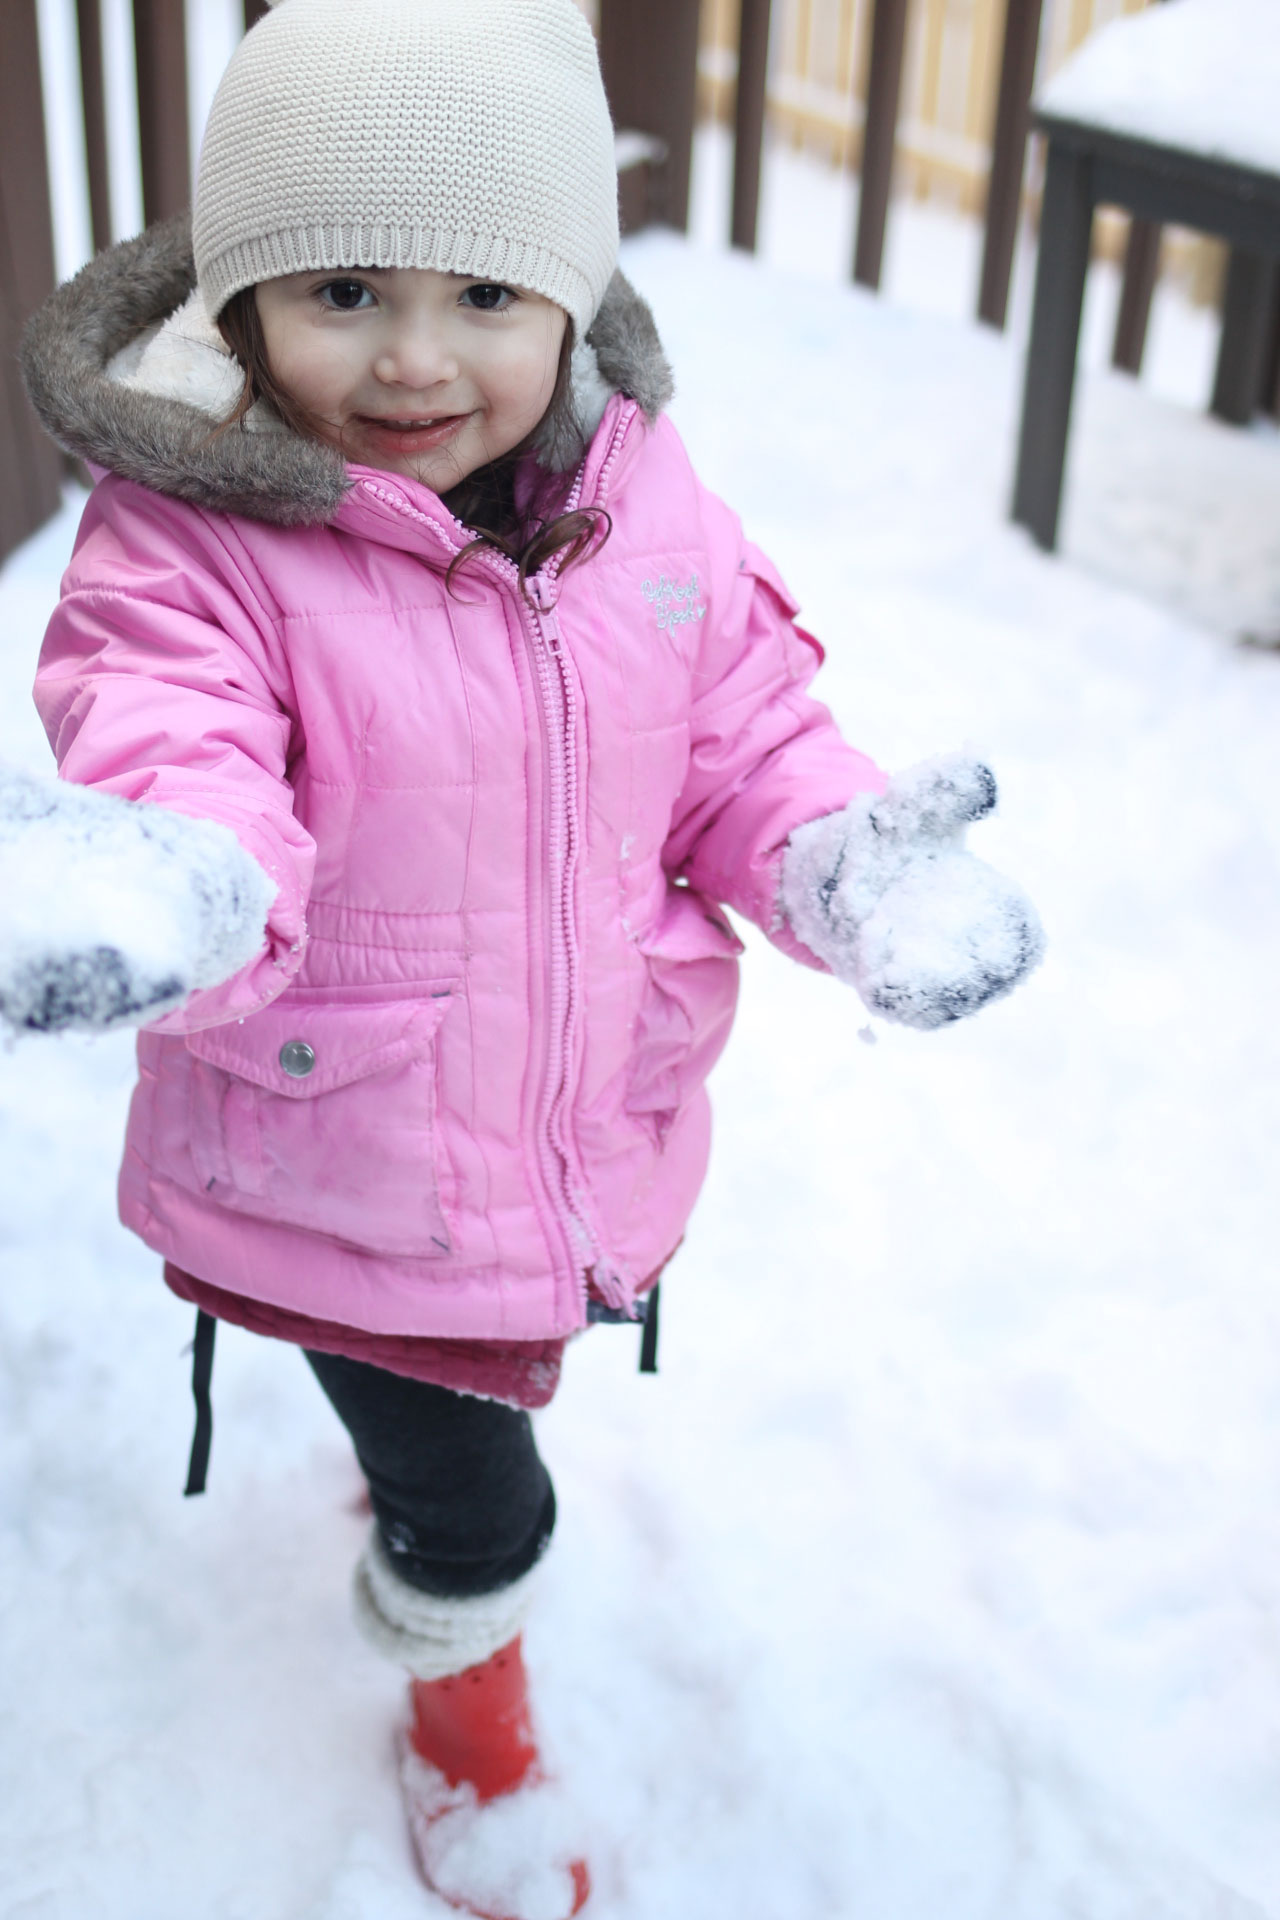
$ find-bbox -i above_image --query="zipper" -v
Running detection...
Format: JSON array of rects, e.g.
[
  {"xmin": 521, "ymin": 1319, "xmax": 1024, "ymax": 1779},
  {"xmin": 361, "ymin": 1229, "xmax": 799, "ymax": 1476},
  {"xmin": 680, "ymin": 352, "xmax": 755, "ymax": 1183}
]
[
  {"xmin": 356, "ymin": 402, "xmax": 640, "ymax": 1317},
  {"xmin": 524, "ymin": 403, "xmax": 639, "ymax": 1314},
  {"xmin": 520, "ymin": 568, "xmax": 621, "ymax": 1310}
]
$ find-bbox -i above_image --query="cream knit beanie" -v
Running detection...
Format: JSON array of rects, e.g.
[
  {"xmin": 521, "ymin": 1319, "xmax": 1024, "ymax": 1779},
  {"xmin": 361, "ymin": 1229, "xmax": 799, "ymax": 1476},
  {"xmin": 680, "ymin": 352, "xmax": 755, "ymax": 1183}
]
[{"xmin": 192, "ymin": 0, "xmax": 619, "ymax": 340}]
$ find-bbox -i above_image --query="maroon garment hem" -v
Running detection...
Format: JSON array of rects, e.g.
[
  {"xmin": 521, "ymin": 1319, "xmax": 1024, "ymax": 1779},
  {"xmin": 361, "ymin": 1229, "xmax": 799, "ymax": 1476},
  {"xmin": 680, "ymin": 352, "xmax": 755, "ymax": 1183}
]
[{"xmin": 162, "ymin": 1263, "xmax": 568, "ymax": 1410}]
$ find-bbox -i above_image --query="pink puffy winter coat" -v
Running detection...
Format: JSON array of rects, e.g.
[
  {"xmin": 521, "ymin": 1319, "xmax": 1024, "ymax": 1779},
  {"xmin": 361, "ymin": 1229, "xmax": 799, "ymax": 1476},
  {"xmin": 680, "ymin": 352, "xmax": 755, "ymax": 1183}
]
[{"xmin": 24, "ymin": 221, "xmax": 883, "ymax": 1343}]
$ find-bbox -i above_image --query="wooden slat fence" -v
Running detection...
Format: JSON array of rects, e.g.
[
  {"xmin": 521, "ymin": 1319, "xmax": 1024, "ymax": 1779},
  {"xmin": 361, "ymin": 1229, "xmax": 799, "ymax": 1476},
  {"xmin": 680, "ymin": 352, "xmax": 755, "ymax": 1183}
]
[
  {"xmin": 1, "ymin": 0, "xmax": 261, "ymax": 565},
  {"xmin": 700, "ymin": 0, "xmax": 1148, "ymax": 207},
  {"xmin": 696, "ymin": 0, "xmax": 1277, "ymax": 401},
  {"xmin": 2, "ymin": 0, "xmax": 1274, "ymax": 568}
]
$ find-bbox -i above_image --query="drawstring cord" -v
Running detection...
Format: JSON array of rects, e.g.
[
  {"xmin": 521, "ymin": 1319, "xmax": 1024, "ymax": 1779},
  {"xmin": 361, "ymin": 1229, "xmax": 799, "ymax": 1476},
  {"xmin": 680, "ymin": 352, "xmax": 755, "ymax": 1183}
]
[
  {"xmin": 586, "ymin": 1281, "xmax": 661, "ymax": 1373},
  {"xmin": 182, "ymin": 1279, "xmax": 659, "ymax": 1498},
  {"xmin": 638, "ymin": 1281, "xmax": 660, "ymax": 1374},
  {"xmin": 183, "ymin": 1310, "xmax": 217, "ymax": 1496}
]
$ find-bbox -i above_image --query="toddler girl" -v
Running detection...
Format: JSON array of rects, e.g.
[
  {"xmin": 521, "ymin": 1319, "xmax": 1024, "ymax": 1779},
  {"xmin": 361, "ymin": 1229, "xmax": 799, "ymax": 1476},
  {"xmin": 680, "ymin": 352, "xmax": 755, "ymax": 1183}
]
[{"xmin": 12, "ymin": 1, "xmax": 1041, "ymax": 1912}]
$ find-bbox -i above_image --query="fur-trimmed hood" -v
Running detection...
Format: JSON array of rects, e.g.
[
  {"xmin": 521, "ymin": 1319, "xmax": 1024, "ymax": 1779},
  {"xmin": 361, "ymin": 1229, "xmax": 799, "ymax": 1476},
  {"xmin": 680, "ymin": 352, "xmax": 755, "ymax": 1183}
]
[{"xmin": 20, "ymin": 215, "xmax": 674, "ymax": 528}]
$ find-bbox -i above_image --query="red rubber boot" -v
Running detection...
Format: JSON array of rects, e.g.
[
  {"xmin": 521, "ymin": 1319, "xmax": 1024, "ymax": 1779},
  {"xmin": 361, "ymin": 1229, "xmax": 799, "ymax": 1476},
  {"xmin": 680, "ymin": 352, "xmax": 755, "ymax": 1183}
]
[{"xmin": 401, "ymin": 1636, "xmax": 590, "ymax": 1919}]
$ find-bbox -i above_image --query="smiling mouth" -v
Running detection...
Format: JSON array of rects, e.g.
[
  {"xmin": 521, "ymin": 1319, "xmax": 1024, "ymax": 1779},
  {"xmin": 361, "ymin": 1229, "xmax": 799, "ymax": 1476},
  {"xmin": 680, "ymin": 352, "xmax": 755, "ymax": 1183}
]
[
  {"xmin": 356, "ymin": 412, "xmax": 470, "ymax": 451},
  {"xmin": 363, "ymin": 415, "xmax": 462, "ymax": 430}
]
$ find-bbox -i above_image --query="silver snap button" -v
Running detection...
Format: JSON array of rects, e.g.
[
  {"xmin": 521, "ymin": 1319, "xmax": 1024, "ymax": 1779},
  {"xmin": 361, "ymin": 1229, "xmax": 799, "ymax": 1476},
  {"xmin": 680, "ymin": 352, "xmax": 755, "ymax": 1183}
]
[{"xmin": 278, "ymin": 1040, "xmax": 316, "ymax": 1078}]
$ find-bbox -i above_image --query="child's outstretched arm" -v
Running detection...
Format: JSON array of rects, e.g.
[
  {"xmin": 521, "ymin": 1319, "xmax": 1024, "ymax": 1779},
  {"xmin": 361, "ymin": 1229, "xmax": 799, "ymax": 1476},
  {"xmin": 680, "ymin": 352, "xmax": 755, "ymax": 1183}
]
[
  {"xmin": 659, "ymin": 465, "xmax": 1041, "ymax": 1025},
  {"xmin": 660, "ymin": 531, "xmax": 888, "ymax": 941},
  {"xmin": 779, "ymin": 754, "xmax": 1044, "ymax": 1029},
  {"xmin": 0, "ymin": 766, "xmax": 275, "ymax": 1034},
  {"xmin": 24, "ymin": 480, "xmax": 315, "ymax": 1035}
]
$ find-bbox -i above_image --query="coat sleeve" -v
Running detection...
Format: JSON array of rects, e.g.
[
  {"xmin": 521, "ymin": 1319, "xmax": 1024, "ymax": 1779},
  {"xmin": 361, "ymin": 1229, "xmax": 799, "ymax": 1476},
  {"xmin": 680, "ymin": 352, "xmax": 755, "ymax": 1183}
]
[
  {"xmin": 661, "ymin": 485, "xmax": 887, "ymax": 967},
  {"xmin": 32, "ymin": 479, "xmax": 315, "ymax": 1031}
]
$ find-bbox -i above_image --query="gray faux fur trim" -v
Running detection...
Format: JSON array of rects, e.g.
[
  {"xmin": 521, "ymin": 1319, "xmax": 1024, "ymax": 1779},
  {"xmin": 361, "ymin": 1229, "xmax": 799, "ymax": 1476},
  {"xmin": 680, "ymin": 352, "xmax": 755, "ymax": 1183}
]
[
  {"xmin": 19, "ymin": 217, "xmax": 674, "ymax": 527},
  {"xmin": 20, "ymin": 217, "xmax": 347, "ymax": 526},
  {"xmin": 588, "ymin": 268, "xmax": 674, "ymax": 421}
]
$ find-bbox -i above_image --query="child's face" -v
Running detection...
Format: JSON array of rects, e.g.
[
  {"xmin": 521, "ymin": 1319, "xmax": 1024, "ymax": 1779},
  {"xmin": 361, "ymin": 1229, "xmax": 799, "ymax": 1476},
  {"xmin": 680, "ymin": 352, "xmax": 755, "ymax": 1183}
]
[{"xmin": 254, "ymin": 268, "xmax": 568, "ymax": 488}]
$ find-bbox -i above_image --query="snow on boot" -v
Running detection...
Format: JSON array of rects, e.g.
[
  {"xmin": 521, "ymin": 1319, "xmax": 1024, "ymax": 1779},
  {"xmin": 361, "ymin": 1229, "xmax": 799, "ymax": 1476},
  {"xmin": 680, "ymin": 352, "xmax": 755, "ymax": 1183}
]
[{"xmin": 401, "ymin": 1637, "xmax": 590, "ymax": 1920}]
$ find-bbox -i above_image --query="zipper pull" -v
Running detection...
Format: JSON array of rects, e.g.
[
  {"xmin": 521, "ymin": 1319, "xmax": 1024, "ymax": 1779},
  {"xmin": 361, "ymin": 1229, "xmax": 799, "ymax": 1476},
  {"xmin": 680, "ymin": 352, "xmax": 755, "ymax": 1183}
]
[{"xmin": 527, "ymin": 572, "xmax": 558, "ymax": 614}]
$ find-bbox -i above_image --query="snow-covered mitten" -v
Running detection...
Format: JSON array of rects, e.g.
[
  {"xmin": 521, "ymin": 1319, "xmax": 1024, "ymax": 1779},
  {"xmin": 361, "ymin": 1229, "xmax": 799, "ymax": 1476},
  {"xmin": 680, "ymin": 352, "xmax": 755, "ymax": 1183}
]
[
  {"xmin": 780, "ymin": 754, "xmax": 1044, "ymax": 1029},
  {"xmin": 0, "ymin": 767, "xmax": 275, "ymax": 1033},
  {"xmin": 354, "ymin": 1532, "xmax": 590, "ymax": 1920}
]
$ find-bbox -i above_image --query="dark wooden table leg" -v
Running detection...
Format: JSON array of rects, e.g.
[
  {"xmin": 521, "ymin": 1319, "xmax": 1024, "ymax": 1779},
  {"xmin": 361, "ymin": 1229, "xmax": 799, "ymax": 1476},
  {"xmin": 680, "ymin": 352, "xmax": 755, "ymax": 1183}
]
[
  {"xmin": 1263, "ymin": 300, "xmax": 1280, "ymax": 419},
  {"xmin": 1011, "ymin": 139, "xmax": 1094, "ymax": 552},
  {"xmin": 1112, "ymin": 216, "xmax": 1162, "ymax": 374},
  {"xmin": 1211, "ymin": 248, "xmax": 1280, "ymax": 425}
]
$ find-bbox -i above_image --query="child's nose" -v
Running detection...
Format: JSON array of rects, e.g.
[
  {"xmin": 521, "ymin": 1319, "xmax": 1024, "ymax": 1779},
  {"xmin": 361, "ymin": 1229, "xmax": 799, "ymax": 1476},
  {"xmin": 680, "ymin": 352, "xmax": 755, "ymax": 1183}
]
[{"xmin": 373, "ymin": 330, "xmax": 458, "ymax": 390}]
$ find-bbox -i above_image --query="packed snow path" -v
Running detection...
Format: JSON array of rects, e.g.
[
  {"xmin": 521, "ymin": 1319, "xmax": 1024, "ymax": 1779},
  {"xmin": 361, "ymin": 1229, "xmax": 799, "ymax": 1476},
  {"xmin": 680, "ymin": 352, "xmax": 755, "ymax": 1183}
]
[{"xmin": 3, "ymin": 228, "xmax": 1280, "ymax": 1919}]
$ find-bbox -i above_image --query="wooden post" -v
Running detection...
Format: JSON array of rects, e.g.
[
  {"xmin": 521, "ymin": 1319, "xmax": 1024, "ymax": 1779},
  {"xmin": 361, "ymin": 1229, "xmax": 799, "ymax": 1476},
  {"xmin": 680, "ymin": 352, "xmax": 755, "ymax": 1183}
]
[
  {"xmin": 133, "ymin": 0, "xmax": 191, "ymax": 226},
  {"xmin": 977, "ymin": 0, "xmax": 1044, "ymax": 329},
  {"xmin": 853, "ymin": 0, "xmax": 910, "ymax": 290},
  {"xmin": 1111, "ymin": 216, "xmax": 1162, "ymax": 373},
  {"xmin": 1010, "ymin": 138, "xmax": 1094, "ymax": 551},
  {"xmin": 1107, "ymin": 0, "xmax": 1170, "ymax": 373},
  {"xmin": 731, "ymin": 0, "xmax": 773, "ymax": 252},
  {"xmin": 1211, "ymin": 248, "xmax": 1280, "ymax": 426},
  {"xmin": 598, "ymin": 0, "xmax": 700, "ymax": 232},
  {"xmin": 0, "ymin": 0, "xmax": 65, "ymax": 564},
  {"xmin": 76, "ymin": 0, "xmax": 113, "ymax": 252}
]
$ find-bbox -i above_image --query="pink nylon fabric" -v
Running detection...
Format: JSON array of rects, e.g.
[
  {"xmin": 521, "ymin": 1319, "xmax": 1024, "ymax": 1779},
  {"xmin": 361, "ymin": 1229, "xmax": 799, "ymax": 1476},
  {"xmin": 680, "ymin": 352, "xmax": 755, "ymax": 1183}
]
[{"xmin": 35, "ymin": 395, "xmax": 885, "ymax": 1341}]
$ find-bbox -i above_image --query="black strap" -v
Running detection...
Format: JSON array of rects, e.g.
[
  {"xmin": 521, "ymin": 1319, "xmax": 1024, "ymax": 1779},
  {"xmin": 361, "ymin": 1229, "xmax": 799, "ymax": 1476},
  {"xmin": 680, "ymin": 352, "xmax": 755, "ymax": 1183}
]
[
  {"xmin": 183, "ymin": 1310, "xmax": 217, "ymax": 1497},
  {"xmin": 639, "ymin": 1281, "xmax": 660, "ymax": 1374}
]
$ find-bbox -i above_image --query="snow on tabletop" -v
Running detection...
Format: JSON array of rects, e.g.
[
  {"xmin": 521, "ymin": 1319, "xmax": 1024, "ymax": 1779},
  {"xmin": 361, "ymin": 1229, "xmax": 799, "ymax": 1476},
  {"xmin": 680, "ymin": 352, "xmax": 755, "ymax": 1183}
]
[
  {"xmin": 5, "ymin": 205, "xmax": 1280, "ymax": 1917},
  {"xmin": 1038, "ymin": 0, "xmax": 1280, "ymax": 176}
]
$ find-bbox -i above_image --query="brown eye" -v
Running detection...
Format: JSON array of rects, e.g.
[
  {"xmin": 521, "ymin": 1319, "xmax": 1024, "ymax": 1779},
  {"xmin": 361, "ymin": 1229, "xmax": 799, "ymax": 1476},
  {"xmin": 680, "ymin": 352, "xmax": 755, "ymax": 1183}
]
[
  {"xmin": 462, "ymin": 283, "xmax": 513, "ymax": 312},
  {"xmin": 319, "ymin": 279, "xmax": 373, "ymax": 311}
]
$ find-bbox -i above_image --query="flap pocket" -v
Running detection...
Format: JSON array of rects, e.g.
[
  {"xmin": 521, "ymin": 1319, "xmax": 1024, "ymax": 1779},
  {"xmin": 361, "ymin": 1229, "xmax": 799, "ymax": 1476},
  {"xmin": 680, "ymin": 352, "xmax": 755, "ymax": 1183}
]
[
  {"xmin": 184, "ymin": 991, "xmax": 459, "ymax": 1258},
  {"xmin": 186, "ymin": 992, "xmax": 455, "ymax": 1098}
]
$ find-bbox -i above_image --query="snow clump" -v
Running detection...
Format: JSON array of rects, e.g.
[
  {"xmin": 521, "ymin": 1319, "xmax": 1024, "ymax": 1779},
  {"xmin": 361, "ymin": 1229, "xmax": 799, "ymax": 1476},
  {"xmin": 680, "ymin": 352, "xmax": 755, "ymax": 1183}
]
[
  {"xmin": 781, "ymin": 753, "xmax": 1045, "ymax": 1029},
  {"xmin": 400, "ymin": 1747, "xmax": 589, "ymax": 1920},
  {"xmin": 0, "ymin": 766, "xmax": 275, "ymax": 1032}
]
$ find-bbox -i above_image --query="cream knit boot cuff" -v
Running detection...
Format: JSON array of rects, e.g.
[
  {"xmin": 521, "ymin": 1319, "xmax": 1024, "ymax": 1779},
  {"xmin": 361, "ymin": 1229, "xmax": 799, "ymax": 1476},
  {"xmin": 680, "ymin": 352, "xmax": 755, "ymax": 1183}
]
[{"xmin": 353, "ymin": 1528, "xmax": 541, "ymax": 1680}]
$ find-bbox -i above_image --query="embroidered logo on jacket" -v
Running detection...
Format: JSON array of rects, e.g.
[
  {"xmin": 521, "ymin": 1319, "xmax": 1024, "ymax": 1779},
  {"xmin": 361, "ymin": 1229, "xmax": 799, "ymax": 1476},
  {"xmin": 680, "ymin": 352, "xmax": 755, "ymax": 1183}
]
[{"xmin": 643, "ymin": 573, "xmax": 707, "ymax": 632}]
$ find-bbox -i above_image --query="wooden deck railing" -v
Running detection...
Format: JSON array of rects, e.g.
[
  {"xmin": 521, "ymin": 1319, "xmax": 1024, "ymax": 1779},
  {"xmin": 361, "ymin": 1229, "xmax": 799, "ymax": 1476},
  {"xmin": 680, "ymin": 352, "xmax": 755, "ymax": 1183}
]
[
  {"xmin": 2, "ymin": 0, "xmax": 1273, "ymax": 567},
  {"xmin": 1, "ymin": 2, "xmax": 63, "ymax": 564}
]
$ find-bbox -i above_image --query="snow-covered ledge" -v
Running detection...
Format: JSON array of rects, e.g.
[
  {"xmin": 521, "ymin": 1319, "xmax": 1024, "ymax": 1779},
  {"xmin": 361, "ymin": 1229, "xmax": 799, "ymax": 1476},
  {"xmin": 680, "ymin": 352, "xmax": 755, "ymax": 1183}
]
[{"xmin": 1038, "ymin": 0, "xmax": 1280, "ymax": 177}]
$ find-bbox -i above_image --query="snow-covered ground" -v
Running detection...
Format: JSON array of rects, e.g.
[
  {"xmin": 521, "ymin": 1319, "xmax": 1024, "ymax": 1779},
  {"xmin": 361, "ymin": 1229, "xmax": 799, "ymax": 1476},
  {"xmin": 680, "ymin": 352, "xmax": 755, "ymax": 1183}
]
[{"xmin": 6, "ymin": 135, "xmax": 1280, "ymax": 1916}]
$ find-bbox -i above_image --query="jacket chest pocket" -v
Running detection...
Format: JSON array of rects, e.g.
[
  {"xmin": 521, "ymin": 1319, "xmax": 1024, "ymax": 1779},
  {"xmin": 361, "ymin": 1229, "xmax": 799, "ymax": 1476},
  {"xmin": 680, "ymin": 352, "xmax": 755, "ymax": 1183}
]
[{"xmin": 185, "ymin": 994, "xmax": 457, "ymax": 1258}]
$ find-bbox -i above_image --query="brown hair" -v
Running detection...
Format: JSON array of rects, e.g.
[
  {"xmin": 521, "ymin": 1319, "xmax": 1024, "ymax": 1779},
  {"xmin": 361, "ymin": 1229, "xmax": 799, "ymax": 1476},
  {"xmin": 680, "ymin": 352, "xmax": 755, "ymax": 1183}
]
[{"xmin": 215, "ymin": 285, "xmax": 611, "ymax": 595}]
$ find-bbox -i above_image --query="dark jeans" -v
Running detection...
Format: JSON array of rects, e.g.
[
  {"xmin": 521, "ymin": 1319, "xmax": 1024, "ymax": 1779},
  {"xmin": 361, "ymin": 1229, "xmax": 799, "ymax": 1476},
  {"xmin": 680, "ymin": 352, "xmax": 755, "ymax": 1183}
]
[{"xmin": 305, "ymin": 1350, "xmax": 556, "ymax": 1598}]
